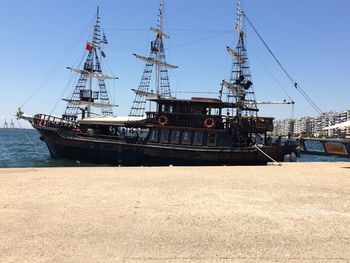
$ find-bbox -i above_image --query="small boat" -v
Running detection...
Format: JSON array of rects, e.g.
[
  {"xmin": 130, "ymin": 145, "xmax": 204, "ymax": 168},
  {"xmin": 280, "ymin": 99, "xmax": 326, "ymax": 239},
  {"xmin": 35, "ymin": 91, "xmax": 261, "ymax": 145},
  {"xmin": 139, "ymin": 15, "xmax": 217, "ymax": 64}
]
[{"xmin": 17, "ymin": 1, "xmax": 297, "ymax": 165}]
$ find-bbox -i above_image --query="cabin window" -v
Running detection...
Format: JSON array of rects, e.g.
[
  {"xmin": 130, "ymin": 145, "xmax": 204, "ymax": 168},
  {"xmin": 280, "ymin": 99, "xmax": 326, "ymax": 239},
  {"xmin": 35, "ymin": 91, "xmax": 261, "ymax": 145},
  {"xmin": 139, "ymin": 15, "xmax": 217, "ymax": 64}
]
[
  {"xmin": 149, "ymin": 129, "xmax": 159, "ymax": 142},
  {"xmin": 109, "ymin": 126, "xmax": 117, "ymax": 136},
  {"xmin": 182, "ymin": 131, "xmax": 191, "ymax": 145},
  {"xmin": 160, "ymin": 104, "xmax": 173, "ymax": 113},
  {"xmin": 180, "ymin": 104, "xmax": 190, "ymax": 114},
  {"xmin": 193, "ymin": 131, "xmax": 203, "ymax": 145},
  {"xmin": 207, "ymin": 132, "xmax": 217, "ymax": 147},
  {"xmin": 193, "ymin": 107, "xmax": 203, "ymax": 115},
  {"xmin": 213, "ymin": 109, "xmax": 220, "ymax": 116},
  {"xmin": 160, "ymin": 129, "xmax": 169, "ymax": 143},
  {"xmin": 171, "ymin": 130, "xmax": 181, "ymax": 144},
  {"xmin": 161, "ymin": 104, "xmax": 166, "ymax": 112}
]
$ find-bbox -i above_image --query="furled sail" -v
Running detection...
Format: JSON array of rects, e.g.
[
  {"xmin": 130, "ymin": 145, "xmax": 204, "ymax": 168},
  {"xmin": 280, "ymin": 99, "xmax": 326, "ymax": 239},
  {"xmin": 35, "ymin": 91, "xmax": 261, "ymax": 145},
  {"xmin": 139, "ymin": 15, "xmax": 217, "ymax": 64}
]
[
  {"xmin": 67, "ymin": 67, "xmax": 118, "ymax": 80},
  {"xmin": 133, "ymin": 54, "xmax": 178, "ymax": 69},
  {"xmin": 131, "ymin": 89, "xmax": 158, "ymax": 99},
  {"xmin": 150, "ymin": 27, "xmax": 169, "ymax": 39},
  {"xmin": 226, "ymin": 46, "xmax": 243, "ymax": 64},
  {"xmin": 222, "ymin": 80, "xmax": 237, "ymax": 89},
  {"xmin": 222, "ymin": 80, "xmax": 246, "ymax": 98},
  {"xmin": 131, "ymin": 89, "xmax": 175, "ymax": 99},
  {"xmin": 62, "ymin": 99, "xmax": 117, "ymax": 108}
]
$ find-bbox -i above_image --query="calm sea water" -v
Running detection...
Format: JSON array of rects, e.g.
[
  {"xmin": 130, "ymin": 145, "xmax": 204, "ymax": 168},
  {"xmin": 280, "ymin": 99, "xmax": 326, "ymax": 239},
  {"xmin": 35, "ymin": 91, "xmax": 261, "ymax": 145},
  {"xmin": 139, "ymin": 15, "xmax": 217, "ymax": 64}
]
[
  {"xmin": 0, "ymin": 128, "xmax": 78, "ymax": 168},
  {"xmin": 0, "ymin": 128, "xmax": 349, "ymax": 168}
]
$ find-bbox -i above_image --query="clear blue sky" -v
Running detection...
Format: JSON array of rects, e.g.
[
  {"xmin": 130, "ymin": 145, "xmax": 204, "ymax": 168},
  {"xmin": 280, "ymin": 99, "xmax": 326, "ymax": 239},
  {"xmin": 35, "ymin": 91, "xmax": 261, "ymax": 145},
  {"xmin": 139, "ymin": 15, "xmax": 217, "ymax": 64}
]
[{"xmin": 1, "ymin": 0, "xmax": 350, "ymax": 128}]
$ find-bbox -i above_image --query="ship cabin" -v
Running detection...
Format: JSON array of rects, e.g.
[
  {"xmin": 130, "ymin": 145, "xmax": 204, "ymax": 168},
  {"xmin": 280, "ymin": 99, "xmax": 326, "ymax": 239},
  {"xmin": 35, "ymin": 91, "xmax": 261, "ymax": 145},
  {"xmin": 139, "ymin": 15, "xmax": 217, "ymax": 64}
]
[
  {"xmin": 145, "ymin": 97, "xmax": 274, "ymax": 148},
  {"xmin": 55, "ymin": 96, "xmax": 275, "ymax": 148}
]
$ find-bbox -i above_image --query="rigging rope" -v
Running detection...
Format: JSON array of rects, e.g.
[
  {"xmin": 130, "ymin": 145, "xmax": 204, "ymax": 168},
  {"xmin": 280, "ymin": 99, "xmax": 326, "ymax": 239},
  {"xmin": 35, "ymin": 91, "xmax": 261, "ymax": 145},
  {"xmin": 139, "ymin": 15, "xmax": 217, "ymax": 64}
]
[
  {"xmin": 100, "ymin": 58, "xmax": 117, "ymax": 106},
  {"xmin": 245, "ymin": 40, "xmax": 294, "ymax": 103},
  {"xmin": 20, "ymin": 16, "xmax": 95, "ymax": 109},
  {"xmin": 50, "ymin": 47, "xmax": 87, "ymax": 116},
  {"xmin": 50, "ymin": 70, "xmax": 74, "ymax": 116},
  {"xmin": 245, "ymin": 15, "xmax": 324, "ymax": 117},
  {"xmin": 166, "ymin": 32, "xmax": 231, "ymax": 50},
  {"xmin": 16, "ymin": 119, "xmax": 35, "ymax": 146},
  {"xmin": 105, "ymin": 27, "xmax": 231, "ymax": 34}
]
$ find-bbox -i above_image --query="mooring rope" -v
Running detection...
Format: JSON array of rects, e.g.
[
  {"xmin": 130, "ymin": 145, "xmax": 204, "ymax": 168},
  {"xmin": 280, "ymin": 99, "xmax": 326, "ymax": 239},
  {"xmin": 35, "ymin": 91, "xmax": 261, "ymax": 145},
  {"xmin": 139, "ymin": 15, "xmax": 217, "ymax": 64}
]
[{"xmin": 254, "ymin": 144, "xmax": 281, "ymax": 166}]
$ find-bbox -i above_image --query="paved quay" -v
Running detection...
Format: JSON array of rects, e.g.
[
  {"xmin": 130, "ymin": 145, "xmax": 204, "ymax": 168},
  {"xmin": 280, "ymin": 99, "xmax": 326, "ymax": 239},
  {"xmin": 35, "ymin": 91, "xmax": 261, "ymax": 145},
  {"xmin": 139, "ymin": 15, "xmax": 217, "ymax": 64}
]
[{"xmin": 0, "ymin": 163, "xmax": 349, "ymax": 262}]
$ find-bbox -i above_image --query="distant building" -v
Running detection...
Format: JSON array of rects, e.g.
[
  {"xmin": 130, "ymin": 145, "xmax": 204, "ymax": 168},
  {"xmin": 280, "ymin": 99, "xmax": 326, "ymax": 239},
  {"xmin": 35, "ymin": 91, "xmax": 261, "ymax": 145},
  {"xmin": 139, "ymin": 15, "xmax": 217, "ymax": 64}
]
[
  {"xmin": 321, "ymin": 109, "xmax": 350, "ymax": 137},
  {"xmin": 293, "ymin": 117, "xmax": 312, "ymax": 136},
  {"xmin": 273, "ymin": 109, "xmax": 350, "ymax": 137},
  {"xmin": 273, "ymin": 119, "xmax": 294, "ymax": 136}
]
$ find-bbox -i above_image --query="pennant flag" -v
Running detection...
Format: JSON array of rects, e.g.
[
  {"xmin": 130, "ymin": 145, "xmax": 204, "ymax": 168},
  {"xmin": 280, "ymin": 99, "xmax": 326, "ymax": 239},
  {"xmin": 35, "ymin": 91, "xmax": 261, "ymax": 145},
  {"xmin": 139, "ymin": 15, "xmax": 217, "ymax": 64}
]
[
  {"xmin": 102, "ymin": 32, "xmax": 108, "ymax": 44},
  {"xmin": 86, "ymin": 42, "xmax": 93, "ymax": 51},
  {"xmin": 101, "ymin": 50, "xmax": 106, "ymax": 58}
]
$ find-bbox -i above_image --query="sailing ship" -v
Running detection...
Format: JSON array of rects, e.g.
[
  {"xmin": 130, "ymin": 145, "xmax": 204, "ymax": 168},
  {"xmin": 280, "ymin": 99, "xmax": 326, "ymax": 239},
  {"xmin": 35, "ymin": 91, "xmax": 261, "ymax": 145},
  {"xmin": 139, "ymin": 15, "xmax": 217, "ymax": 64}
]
[{"xmin": 17, "ymin": 1, "xmax": 297, "ymax": 165}]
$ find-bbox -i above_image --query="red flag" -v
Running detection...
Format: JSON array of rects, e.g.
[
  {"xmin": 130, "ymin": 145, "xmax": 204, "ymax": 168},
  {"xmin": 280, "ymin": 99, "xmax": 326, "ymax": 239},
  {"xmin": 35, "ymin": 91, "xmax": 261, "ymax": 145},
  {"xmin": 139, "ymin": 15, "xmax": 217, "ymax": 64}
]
[{"xmin": 86, "ymin": 42, "xmax": 92, "ymax": 51}]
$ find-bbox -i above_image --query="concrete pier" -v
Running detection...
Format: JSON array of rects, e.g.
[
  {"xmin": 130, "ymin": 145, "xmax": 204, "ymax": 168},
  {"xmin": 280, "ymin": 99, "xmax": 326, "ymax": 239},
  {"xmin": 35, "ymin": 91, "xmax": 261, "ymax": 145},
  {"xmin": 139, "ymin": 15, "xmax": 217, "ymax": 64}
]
[{"xmin": 0, "ymin": 163, "xmax": 349, "ymax": 262}]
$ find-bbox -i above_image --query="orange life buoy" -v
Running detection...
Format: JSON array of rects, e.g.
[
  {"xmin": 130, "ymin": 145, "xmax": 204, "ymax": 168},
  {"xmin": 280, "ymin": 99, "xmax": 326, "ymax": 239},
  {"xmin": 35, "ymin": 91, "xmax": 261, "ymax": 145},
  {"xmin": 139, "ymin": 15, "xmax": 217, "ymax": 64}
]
[
  {"xmin": 204, "ymin": 117, "xmax": 215, "ymax": 129},
  {"xmin": 158, "ymin": 115, "xmax": 168, "ymax": 126}
]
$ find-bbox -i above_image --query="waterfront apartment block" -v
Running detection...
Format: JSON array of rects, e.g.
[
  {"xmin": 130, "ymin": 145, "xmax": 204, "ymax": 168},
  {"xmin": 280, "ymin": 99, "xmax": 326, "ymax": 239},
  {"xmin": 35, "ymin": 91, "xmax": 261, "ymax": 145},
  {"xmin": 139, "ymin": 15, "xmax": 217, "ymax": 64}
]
[{"xmin": 273, "ymin": 109, "xmax": 350, "ymax": 137}]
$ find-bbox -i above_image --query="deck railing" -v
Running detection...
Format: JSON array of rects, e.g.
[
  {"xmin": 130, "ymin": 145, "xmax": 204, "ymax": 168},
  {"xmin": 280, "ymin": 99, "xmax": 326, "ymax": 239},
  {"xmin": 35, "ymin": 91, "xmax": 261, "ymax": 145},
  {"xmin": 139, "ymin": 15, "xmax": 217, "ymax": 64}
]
[
  {"xmin": 33, "ymin": 114, "xmax": 76, "ymax": 129},
  {"xmin": 145, "ymin": 112, "xmax": 223, "ymax": 129}
]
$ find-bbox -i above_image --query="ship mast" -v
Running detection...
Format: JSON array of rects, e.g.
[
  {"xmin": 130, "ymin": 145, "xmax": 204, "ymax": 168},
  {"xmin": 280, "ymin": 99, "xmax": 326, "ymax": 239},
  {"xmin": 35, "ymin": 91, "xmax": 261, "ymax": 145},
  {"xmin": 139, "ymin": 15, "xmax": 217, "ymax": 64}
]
[
  {"xmin": 129, "ymin": 0, "xmax": 178, "ymax": 117},
  {"xmin": 63, "ymin": 7, "xmax": 116, "ymax": 121},
  {"xmin": 156, "ymin": 0, "xmax": 165, "ymax": 96},
  {"xmin": 223, "ymin": 0, "xmax": 258, "ymax": 117},
  {"xmin": 3, "ymin": 119, "xmax": 8, "ymax": 128}
]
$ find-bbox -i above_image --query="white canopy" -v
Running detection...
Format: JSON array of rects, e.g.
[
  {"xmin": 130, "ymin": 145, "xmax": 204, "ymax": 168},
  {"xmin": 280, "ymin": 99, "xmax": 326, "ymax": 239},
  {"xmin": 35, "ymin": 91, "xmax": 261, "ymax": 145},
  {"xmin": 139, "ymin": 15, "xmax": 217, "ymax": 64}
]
[
  {"xmin": 78, "ymin": 116, "xmax": 146, "ymax": 125},
  {"xmin": 323, "ymin": 120, "xmax": 350, "ymax": 130}
]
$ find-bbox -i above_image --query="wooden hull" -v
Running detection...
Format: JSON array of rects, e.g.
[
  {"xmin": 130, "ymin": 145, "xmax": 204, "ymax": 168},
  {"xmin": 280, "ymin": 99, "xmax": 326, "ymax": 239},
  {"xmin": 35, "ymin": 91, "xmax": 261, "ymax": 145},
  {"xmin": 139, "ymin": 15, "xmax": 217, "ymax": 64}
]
[{"xmin": 37, "ymin": 127, "xmax": 297, "ymax": 166}]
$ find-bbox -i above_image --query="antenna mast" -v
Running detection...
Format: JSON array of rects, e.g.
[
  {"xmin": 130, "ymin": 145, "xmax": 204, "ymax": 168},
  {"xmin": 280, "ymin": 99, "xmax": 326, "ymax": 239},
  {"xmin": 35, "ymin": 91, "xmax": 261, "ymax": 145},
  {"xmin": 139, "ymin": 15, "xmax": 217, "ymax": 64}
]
[
  {"xmin": 129, "ymin": 0, "xmax": 178, "ymax": 117},
  {"xmin": 156, "ymin": 0, "xmax": 164, "ymax": 96}
]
